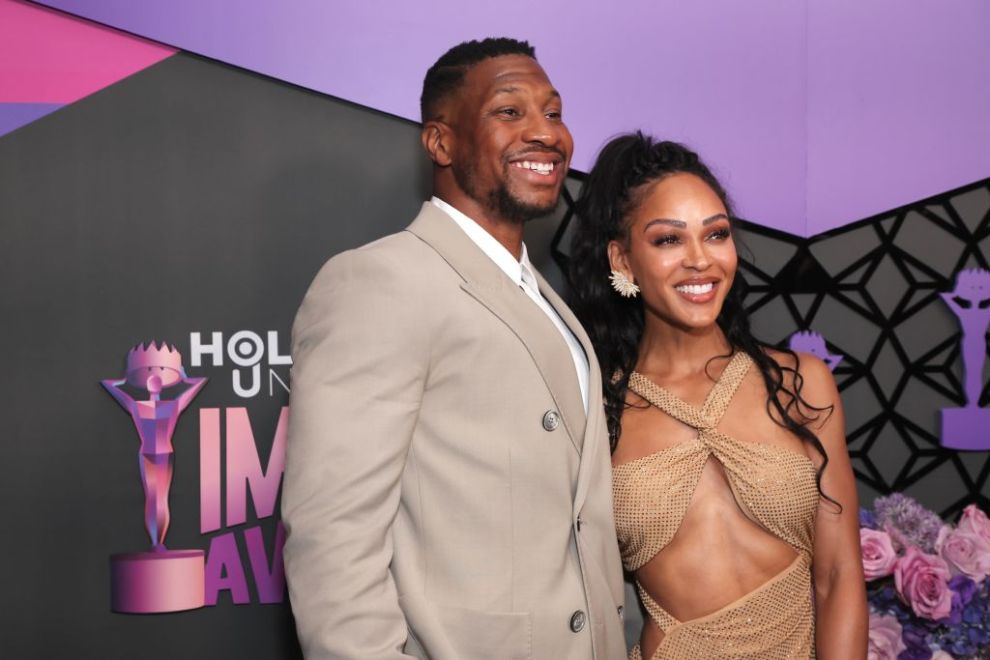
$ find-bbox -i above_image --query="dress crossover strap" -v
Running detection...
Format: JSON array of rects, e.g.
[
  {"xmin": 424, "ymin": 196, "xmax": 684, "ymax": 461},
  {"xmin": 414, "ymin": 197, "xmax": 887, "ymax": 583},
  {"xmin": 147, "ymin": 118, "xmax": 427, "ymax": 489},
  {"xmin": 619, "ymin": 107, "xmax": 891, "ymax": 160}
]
[{"xmin": 626, "ymin": 351, "xmax": 751, "ymax": 432}]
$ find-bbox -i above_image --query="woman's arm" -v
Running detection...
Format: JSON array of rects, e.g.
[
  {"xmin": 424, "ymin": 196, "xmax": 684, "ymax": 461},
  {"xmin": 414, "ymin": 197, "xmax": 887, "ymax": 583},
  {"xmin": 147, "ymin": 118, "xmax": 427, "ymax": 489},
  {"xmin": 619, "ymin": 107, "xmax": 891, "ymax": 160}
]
[{"xmin": 799, "ymin": 355, "xmax": 869, "ymax": 659}]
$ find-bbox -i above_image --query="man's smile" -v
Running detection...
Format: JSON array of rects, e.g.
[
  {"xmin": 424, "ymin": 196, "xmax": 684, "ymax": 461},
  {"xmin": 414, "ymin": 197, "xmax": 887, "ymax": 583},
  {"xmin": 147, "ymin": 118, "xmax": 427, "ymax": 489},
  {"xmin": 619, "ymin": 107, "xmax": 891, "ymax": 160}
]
[{"xmin": 511, "ymin": 160, "xmax": 556, "ymax": 175}]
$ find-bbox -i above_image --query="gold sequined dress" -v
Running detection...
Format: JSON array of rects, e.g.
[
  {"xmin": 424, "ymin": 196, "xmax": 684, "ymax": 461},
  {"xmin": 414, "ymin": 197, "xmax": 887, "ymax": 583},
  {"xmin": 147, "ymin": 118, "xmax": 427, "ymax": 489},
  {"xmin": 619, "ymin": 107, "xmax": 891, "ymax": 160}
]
[{"xmin": 613, "ymin": 352, "xmax": 819, "ymax": 659}]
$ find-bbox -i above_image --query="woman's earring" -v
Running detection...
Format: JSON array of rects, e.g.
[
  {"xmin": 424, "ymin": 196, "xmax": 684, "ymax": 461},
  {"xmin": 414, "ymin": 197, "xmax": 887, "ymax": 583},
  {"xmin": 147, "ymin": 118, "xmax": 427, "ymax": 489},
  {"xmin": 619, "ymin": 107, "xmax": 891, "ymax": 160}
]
[{"xmin": 609, "ymin": 270, "xmax": 640, "ymax": 298}]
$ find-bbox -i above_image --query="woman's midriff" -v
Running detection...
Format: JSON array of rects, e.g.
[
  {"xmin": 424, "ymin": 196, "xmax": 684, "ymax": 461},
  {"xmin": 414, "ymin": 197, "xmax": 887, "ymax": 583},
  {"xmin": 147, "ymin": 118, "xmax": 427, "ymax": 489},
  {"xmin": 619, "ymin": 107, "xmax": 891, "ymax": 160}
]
[{"xmin": 637, "ymin": 462, "xmax": 801, "ymax": 626}]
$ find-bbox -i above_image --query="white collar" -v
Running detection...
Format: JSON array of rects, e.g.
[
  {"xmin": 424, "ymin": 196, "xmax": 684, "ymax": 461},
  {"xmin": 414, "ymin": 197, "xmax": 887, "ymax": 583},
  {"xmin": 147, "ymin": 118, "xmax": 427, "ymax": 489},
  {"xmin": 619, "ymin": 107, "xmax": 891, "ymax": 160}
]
[{"xmin": 431, "ymin": 196, "xmax": 536, "ymax": 289}]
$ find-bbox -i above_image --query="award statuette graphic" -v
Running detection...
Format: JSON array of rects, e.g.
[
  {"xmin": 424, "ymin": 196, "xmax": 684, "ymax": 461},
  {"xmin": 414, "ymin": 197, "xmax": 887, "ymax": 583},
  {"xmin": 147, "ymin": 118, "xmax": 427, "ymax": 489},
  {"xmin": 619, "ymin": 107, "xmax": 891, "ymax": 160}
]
[
  {"xmin": 788, "ymin": 330, "xmax": 843, "ymax": 372},
  {"xmin": 101, "ymin": 341, "xmax": 208, "ymax": 613},
  {"xmin": 940, "ymin": 268, "xmax": 990, "ymax": 451}
]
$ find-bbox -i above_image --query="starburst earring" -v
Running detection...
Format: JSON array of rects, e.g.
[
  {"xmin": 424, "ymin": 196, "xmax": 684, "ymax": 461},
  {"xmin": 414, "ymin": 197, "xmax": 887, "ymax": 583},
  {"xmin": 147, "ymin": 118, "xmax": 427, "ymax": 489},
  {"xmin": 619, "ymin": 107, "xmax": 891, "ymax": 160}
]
[{"xmin": 609, "ymin": 270, "xmax": 640, "ymax": 298}]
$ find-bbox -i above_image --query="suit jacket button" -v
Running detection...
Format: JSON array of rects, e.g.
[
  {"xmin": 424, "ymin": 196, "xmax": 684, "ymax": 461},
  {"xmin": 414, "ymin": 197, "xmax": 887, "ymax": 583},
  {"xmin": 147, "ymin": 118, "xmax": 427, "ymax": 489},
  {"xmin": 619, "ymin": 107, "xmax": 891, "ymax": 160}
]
[
  {"xmin": 617, "ymin": 605, "xmax": 624, "ymax": 620},
  {"xmin": 569, "ymin": 610, "xmax": 586, "ymax": 633},
  {"xmin": 542, "ymin": 410, "xmax": 560, "ymax": 431}
]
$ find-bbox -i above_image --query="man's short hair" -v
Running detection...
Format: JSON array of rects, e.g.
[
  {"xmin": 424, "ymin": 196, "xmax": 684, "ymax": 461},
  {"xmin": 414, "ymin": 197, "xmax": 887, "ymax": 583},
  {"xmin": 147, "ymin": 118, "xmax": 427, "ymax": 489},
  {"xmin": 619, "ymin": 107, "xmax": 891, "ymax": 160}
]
[{"xmin": 420, "ymin": 37, "xmax": 536, "ymax": 122}]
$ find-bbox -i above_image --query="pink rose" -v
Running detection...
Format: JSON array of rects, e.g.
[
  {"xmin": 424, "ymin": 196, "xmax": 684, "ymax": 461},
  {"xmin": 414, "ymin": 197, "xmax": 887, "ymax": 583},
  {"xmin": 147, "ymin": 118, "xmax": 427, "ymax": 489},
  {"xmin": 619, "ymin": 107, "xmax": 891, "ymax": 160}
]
[
  {"xmin": 867, "ymin": 613, "xmax": 906, "ymax": 660},
  {"xmin": 894, "ymin": 546, "xmax": 953, "ymax": 620},
  {"xmin": 861, "ymin": 528, "xmax": 898, "ymax": 580},
  {"xmin": 956, "ymin": 504, "xmax": 990, "ymax": 544},
  {"xmin": 937, "ymin": 524, "xmax": 990, "ymax": 581}
]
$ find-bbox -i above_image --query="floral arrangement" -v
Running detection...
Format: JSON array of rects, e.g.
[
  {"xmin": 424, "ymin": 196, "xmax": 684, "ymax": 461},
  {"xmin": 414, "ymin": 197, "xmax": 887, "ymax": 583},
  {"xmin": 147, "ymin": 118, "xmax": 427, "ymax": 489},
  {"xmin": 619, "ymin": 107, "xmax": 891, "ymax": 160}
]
[{"xmin": 862, "ymin": 493, "xmax": 990, "ymax": 660}]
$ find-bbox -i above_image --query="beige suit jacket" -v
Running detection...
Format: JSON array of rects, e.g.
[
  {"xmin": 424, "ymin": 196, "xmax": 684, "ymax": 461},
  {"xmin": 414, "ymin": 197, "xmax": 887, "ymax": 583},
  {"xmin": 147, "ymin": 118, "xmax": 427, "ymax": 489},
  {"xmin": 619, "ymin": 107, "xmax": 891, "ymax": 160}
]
[{"xmin": 283, "ymin": 202, "xmax": 626, "ymax": 659}]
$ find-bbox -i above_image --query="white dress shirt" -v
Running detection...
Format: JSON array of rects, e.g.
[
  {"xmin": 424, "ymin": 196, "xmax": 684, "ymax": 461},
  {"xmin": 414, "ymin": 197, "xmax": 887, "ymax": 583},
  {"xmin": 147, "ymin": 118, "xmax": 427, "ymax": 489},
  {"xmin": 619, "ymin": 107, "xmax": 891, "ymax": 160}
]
[{"xmin": 431, "ymin": 196, "xmax": 590, "ymax": 412}]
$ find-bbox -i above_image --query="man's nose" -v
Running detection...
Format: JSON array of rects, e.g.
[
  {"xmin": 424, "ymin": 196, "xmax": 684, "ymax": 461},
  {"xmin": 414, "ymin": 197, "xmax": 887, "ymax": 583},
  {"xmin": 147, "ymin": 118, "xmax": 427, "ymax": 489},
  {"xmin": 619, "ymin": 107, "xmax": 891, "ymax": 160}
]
[{"xmin": 521, "ymin": 112, "xmax": 563, "ymax": 146}]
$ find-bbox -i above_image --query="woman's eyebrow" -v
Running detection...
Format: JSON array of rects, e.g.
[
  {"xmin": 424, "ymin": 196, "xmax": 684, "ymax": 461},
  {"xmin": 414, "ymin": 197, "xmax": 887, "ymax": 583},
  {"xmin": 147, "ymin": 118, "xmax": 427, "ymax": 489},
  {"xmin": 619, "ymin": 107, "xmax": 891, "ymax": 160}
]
[{"xmin": 642, "ymin": 213, "xmax": 727, "ymax": 232}]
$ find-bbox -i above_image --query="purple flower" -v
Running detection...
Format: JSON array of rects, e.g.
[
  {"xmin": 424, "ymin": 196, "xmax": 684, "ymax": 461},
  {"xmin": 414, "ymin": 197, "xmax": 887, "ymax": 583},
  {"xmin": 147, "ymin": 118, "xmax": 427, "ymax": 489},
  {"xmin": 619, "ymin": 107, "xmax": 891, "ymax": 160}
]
[
  {"xmin": 894, "ymin": 547, "xmax": 953, "ymax": 621},
  {"xmin": 867, "ymin": 613, "xmax": 905, "ymax": 659},
  {"xmin": 937, "ymin": 523, "xmax": 990, "ymax": 582},
  {"xmin": 869, "ymin": 584, "xmax": 904, "ymax": 614},
  {"xmin": 944, "ymin": 575, "xmax": 977, "ymax": 626},
  {"xmin": 949, "ymin": 634, "xmax": 975, "ymax": 656},
  {"xmin": 897, "ymin": 622, "xmax": 933, "ymax": 660},
  {"xmin": 950, "ymin": 574, "xmax": 978, "ymax": 604},
  {"xmin": 863, "ymin": 529, "xmax": 900, "ymax": 580},
  {"xmin": 957, "ymin": 504, "xmax": 990, "ymax": 544},
  {"xmin": 896, "ymin": 647, "xmax": 932, "ymax": 660},
  {"xmin": 875, "ymin": 494, "xmax": 944, "ymax": 553},
  {"xmin": 865, "ymin": 497, "xmax": 990, "ymax": 658}
]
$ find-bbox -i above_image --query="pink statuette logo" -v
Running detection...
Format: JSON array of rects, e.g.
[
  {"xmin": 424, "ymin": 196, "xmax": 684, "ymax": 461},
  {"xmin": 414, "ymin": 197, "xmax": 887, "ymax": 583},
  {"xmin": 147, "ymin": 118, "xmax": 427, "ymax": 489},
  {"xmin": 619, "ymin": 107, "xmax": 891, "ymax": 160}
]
[
  {"xmin": 788, "ymin": 330, "xmax": 843, "ymax": 372},
  {"xmin": 940, "ymin": 268, "xmax": 990, "ymax": 451},
  {"xmin": 101, "ymin": 341, "xmax": 208, "ymax": 613}
]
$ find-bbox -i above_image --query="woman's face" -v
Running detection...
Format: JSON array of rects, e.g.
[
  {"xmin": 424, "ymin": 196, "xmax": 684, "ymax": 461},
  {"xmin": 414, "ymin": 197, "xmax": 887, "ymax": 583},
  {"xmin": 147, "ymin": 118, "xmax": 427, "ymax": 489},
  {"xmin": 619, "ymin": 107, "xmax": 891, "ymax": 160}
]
[{"xmin": 608, "ymin": 172, "xmax": 737, "ymax": 332}]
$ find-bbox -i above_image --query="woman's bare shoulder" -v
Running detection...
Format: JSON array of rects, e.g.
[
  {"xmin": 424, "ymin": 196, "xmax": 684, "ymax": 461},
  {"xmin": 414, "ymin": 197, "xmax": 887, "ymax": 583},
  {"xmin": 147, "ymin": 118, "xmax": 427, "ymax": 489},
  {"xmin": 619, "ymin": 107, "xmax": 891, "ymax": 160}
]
[{"xmin": 760, "ymin": 347, "xmax": 839, "ymax": 411}]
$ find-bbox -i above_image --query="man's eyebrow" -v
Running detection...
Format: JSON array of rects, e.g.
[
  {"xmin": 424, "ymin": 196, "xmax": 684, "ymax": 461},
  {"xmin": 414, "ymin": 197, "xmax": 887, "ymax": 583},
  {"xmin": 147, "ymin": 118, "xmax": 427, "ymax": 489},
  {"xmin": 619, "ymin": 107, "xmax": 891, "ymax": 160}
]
[{"xmin": 491, "ymin": 87, "xmax": 561, "ymax": 100}]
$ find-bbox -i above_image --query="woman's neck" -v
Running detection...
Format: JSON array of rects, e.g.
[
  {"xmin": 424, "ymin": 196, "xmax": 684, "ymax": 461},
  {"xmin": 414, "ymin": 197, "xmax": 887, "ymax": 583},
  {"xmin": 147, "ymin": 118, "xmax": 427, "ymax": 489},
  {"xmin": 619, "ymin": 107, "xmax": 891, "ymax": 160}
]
[{"xmin": 635, "ymin": 316, "xmax": 733, "ymax": 380}]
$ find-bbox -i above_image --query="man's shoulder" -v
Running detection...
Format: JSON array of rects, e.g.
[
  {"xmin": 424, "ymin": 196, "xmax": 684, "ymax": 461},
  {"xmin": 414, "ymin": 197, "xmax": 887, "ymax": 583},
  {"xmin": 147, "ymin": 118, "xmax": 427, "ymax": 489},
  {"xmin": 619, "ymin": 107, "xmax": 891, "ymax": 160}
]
[
  {"xmin": 293, "ymin": 229, "xmax": 445, "ymax": 337},
  {"xmin": 308, "ymin": 227, "xmax": 448, "ymax": 294},
  {"xmin": 341, "ymin": 227, "xmax": 425, "ymax": 260}
]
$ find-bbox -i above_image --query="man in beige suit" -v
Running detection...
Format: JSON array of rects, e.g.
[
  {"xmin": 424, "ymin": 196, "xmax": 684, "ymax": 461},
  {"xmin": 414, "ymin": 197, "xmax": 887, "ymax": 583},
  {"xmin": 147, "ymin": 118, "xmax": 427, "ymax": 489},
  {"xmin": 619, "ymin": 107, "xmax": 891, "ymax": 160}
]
[{"xmin": 282, "ymin": 38, "xmax": 626, "ymax": 659}]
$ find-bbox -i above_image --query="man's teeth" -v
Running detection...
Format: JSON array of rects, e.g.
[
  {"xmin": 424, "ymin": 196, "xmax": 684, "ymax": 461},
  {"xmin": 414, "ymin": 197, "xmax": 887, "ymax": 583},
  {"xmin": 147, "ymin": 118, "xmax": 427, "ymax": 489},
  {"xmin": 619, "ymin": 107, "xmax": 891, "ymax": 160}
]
[
  {"xmin": 513, "ymin": 161, "xmax": 554, "ymax": 175},
  {"xmin": 675, "ymin": 282, "xmax": 714, "ymax": 295}
]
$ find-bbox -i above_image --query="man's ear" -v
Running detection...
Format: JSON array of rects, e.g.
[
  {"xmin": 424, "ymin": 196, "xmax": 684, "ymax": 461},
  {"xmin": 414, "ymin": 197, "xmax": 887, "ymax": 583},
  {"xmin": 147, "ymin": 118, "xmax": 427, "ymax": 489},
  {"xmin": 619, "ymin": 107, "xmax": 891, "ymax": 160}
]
[{"xmin": 421, "ymin": 121, "xmax": 453, "ymax": 167}]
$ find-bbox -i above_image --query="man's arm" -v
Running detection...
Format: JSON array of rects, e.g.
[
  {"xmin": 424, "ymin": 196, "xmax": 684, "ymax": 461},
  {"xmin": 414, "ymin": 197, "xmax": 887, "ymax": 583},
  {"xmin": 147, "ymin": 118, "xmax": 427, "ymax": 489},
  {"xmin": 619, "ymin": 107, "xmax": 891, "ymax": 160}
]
[{"xmin": 282, "ymin": 246, "xmax": 430, "ymax": 659}]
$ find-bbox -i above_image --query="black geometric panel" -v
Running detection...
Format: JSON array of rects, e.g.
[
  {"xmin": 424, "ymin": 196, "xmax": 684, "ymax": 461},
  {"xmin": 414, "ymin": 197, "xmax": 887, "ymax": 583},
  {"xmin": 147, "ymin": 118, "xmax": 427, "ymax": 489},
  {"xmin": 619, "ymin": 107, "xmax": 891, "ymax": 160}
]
[{"xmin": 552, "ymin": 176, "xmax": 990, "ymax": 517}]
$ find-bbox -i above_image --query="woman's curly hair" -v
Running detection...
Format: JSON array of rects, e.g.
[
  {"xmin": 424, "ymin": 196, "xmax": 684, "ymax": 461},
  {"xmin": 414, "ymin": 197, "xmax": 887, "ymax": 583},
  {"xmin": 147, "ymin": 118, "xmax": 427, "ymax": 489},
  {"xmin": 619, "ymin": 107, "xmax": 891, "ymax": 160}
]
[{"xmin": 568, "ymin": 132, "xmax": 836, "ymax": 505}]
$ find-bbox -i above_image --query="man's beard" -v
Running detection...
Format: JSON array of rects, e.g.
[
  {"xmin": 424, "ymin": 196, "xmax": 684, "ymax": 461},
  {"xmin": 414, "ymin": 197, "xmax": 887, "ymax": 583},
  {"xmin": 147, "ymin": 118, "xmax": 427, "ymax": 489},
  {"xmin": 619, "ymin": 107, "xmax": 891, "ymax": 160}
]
[{"xmin": 453, "ymin": 161, "xmax": 560, "ymax": 225}]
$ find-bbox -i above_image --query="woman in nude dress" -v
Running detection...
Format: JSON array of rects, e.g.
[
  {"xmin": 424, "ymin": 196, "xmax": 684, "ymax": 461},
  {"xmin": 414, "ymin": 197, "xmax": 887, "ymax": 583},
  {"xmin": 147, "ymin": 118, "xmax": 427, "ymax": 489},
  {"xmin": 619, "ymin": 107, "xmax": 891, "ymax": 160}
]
[{"xmin": 569, "ymin": 133, "xmax": 867, "ymax": 659}]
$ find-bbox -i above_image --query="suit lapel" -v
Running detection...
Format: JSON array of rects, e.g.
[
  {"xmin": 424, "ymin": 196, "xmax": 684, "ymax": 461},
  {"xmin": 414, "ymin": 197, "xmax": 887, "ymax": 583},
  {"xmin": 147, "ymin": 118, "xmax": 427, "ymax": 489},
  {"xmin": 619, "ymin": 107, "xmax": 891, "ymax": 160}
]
[
  {"xmin": 534, "ymin": 271, "xmax": 606, "ymax": 513},
  {"xmin": 407, "ymin": 203, "xmax": 586, "ymax": 455}
]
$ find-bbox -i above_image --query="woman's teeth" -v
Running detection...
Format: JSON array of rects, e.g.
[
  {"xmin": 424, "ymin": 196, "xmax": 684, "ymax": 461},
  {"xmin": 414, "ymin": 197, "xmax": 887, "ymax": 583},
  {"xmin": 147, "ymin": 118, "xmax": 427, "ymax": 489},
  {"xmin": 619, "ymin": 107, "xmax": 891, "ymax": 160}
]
[{"xmin": 675, "ymin": 282, "xmax": 714, "ymax": 295}]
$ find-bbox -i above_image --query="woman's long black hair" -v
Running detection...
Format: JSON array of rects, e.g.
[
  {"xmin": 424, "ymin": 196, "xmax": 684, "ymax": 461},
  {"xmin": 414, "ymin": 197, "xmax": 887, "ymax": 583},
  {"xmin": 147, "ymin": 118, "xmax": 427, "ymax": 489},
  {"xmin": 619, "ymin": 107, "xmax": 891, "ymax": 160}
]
[{"xmin": 568, "ymin": 132, "xmax": 836, "ymax": 504}]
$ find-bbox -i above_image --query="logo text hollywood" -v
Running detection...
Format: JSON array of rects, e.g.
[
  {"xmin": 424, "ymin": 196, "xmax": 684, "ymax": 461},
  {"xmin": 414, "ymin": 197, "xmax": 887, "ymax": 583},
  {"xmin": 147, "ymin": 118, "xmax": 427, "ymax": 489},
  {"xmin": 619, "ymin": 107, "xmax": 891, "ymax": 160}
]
[{"xmin": 190, "ymin": 331, "xmax": 291, "ymax": 398}]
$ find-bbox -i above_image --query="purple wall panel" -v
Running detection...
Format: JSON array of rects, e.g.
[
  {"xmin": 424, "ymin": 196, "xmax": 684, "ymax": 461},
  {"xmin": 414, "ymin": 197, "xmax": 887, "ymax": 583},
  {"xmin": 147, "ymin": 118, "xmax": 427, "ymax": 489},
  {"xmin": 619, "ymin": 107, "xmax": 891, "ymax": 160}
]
[
  {"xmin": 0, "ymin": 102, "xmax": 62, "ymax": 137},
  {"xmin": 32, "ymin": 0, "xmax": 990, "ymax": 236},
  {"xmin": 552, "ymin": 2, "xmax": 807, "ymax": 236},
  {"xmin": 806, "ymin": 0, "xmax": 990, "ymax": 235}
]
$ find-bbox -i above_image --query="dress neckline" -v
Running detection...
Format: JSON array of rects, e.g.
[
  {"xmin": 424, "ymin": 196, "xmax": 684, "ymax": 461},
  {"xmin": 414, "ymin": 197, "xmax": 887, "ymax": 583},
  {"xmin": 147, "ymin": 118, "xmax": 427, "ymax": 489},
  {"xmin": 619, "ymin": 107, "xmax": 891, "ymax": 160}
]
[
  {"xmin": 615, "ymin": 351, "xmax": 817, "ymax": 471},
  {"xmin": 629, "ymin": 351, "xmax": 751, "ymax": 428}
]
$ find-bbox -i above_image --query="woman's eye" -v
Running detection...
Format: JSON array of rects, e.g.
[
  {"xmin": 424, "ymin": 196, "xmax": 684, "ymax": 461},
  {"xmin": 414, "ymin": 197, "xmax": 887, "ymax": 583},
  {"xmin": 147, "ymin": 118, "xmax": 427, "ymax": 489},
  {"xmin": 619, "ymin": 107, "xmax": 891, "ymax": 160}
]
[
  {"xmin": 652, "ymin": 234, "xmax": 679, "ymax": 246},
  {"xmin": 707, "ymin": 228, "xmax": 731, "ymax": 241},
  {"xmin": 497, "ymin": 107, "xmax": 519, "ymax": 117}
]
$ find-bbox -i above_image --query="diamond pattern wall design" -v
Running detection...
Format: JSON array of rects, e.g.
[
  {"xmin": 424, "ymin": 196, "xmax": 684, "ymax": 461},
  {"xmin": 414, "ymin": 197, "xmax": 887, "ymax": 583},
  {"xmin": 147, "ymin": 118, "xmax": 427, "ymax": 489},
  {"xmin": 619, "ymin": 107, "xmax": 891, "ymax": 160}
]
[{"xmin": 552, "ymin": 177, "xmax": 990, "ymax": 516}]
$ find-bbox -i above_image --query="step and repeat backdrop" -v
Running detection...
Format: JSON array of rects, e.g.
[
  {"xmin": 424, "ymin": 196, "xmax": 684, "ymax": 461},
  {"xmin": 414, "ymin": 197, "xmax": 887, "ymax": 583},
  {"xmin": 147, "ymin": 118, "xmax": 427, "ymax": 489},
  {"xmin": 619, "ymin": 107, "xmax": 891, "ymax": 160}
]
[{"xmin": 2, "ymin": 1, "xmax": 988, "ymax": 657}]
